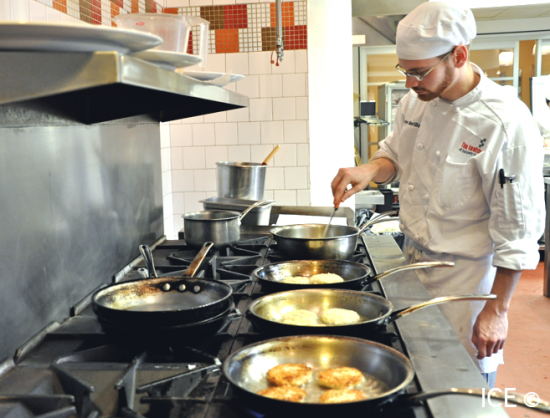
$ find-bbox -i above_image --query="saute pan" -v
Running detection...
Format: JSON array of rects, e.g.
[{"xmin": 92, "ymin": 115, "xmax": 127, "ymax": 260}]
[
  {"xmin": 92, "ymin": 242, "xmax": 233, "ymax": 326},
  {"xmin": 223, "ymin": 335, "xmax": 550, "ymax": 417},
  {"xmin": 247, "ymin": 289, "xmax": 496, "ymax": 337},
  {"xmin": 252, "ymin": 259, "xmax": 455, "ymax": 292},
  {"xmin": 270, "ymin": 211, "xmax": 397, "ymax": 260}
]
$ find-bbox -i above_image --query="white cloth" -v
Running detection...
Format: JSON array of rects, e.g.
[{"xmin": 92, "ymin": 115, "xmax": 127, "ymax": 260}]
[
  {"xmin": 372, "ymin": 64, "xmax": 545, "ymax": 372},
  {"xmin": 396, "ymin": 2, "xmax": 476, "ymax": 60}
]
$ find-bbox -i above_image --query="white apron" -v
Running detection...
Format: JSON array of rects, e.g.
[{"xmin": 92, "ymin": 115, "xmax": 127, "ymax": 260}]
[{"xmin": 403, "ymin": 237, "xmax": 502, "ymax": 373}]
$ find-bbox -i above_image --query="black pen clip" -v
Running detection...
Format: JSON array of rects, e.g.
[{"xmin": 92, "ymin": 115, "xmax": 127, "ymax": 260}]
[{"xmin": 499, "ymin": 168, "xmax": 516, "ymax": 189}]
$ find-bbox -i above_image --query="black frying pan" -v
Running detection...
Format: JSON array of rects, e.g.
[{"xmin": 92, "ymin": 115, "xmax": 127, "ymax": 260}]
[
  {"xmin": 252, "ymin": 259, "xmax": 454, "ymax": 292},
  {"xmin": 247, "ymin": 289, "xmax": 496, "ymax": 337},
  {"xmin": 92, "ymin": 242, "xmax": 233, "ymax": 326}
]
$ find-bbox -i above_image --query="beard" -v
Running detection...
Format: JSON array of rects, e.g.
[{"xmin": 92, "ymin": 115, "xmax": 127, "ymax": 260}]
[{"xmin": 413, "ymin": 63, "xmax": 454, "ymax": 102}]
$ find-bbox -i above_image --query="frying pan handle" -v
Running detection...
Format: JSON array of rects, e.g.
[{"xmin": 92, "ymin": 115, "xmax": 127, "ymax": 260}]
[
  {"xmin": 138, "ymin": 245, "xmax": 158, "ymax": 278},
  {"xmin": 401, "ymin": 388, "xmax": 550, "ymax": 412},
  {"xmin": 362, "ymin": 261, "xmax": 455, "ymax": 288},
  {"xmin": 388, "ymin": 294, "xmax": 497, "ymax": 323},
  {"xmin": 182, "ymin": 242, "xmax": 214, "ymax": 278},
  {"xmin": 358, "ymin": 210, "xmax": 398, "ymax": 233}
]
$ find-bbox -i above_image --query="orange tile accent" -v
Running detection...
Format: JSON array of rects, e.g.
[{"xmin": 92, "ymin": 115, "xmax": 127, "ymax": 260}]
[
  {"xmin": 270, "ymin": 2, "xmax": 294, "ymax": 28},
  {"xmin": 163, "ymin": 8, "xmax": 179, "ymax": 14},
  {"xmin": 111, "ymin": 3, "xmax": 120, "ymax": 27},
  {"xmin": 132, "ymin": 0, "xmax": 139, "ymax": 13},
  {"xmin": 53, "ymin": 0, "xmax": 67, "ymax": 14},
  {"xmin": 215, "ymin": 28, "xmax": 239, "ymax": 54}
]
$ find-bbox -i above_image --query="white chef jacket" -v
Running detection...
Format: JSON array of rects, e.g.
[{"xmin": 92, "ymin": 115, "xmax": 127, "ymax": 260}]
[{"xmin": 372, "ymin": 64, "xmax": 545, "ymax": 372}]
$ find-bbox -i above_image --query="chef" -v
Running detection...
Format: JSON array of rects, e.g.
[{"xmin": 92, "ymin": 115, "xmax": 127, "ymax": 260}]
[{"xmin": 331, "ymin": 2, "xmax": 544, "ymax": 388}]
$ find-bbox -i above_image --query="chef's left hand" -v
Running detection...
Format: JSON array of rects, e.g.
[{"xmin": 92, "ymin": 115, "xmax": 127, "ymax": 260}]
[{"xmin": 471, "ymin": 306, "xmax": 508, "ymax": 359}]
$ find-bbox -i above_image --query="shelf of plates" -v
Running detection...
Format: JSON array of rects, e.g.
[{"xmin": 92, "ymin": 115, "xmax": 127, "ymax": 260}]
[{"xmin": 0, "ymin": 52, "xmax": 248, "ymax": 125}]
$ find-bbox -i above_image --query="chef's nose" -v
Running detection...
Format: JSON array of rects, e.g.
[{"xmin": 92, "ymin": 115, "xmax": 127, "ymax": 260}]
[{"xmin": 405, "ymin": 76, "xmax": 419, "ymax": 89}]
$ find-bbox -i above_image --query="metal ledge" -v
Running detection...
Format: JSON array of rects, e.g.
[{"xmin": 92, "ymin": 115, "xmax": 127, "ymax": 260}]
[{"xmin": 0, "ymin": 52, "xmax": 248, "ymax": 124}]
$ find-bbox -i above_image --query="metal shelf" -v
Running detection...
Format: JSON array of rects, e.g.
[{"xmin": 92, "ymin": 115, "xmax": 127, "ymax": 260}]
[{"xmin": 0, "ymin": 51, "xmax": 248, "ymax": 124}]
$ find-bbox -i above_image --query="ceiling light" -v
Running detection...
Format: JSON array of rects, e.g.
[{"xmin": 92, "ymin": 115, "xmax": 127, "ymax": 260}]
[
  {"xmin": 499, "ymin": 51, "xmax": 514, "ymax": 66},
  {"xmin": 430, "ymin": 0, "xmax": 550, "ymax": 8}
]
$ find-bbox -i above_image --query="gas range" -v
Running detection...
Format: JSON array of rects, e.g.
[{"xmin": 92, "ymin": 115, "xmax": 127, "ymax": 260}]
[{"xmin": 0, "ymin": 232, "xmax": 499, "ymax": 418}]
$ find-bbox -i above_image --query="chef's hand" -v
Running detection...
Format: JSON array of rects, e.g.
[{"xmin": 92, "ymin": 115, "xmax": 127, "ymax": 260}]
[
  {"xmin": 471, "ymin": 308, "xmax": 508, "ymax": 359},
  {"xmin": 471, "ymin": 267, "xmax": 521, "ymax": 359},
  {"xmin": 331, "ymin": 158, "xmax": 396, "ymax": 208}
]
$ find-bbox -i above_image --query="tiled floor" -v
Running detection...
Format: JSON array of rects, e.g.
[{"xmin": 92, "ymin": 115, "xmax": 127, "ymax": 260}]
[{"xmin": 496, "ymin": 260, "xmax": 550, "ymax": 418}]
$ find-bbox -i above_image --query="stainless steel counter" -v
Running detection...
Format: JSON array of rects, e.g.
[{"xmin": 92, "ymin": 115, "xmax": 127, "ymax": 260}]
[{"xmin": 364, "ymin": 235, "xmax": 509, "ymax": 417}]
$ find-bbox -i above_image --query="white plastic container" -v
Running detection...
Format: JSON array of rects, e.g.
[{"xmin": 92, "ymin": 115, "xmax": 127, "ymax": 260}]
[{"xmin": 114, "ymin": 13, "xmax": 209, "ymax": 65}]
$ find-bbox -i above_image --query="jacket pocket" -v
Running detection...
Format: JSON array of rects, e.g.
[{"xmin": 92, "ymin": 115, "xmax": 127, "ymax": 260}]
[
  {"xmin": 437, "ymin": 158, "xmax": 479, "ymax": 209},
  {"xmin": 496, "ymin": 182, "xmax": 525, "ymax": 229}
]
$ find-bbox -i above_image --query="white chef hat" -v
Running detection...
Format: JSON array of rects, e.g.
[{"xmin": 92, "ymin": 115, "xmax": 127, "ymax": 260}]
[{"xmin": 396, "ymin": 2, "xmax": 476, "ymax": 60}]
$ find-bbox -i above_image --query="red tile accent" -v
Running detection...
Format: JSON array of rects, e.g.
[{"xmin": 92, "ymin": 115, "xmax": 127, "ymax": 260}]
[
  {"xmin": 271, "ymin": 2, "xmax": 294, "ymax": 28},
  {"xmin": 284, "ymin": 25, "xmax": 307, "ymax": 50},
  {"xmin": 113, "ymin": 0, "xmax": 123, "ymax": 7},
  {"xmin": 215, "ymin": 28, "xmax": 239, "ymax": 53},
  {"xmin": 131, "ymin": 0, "xmax": 139, "ymax": 13},
  {"xmin": 163, "ymin": 8, "xmax": 179, "ymax": 14},
  {"xmin": 147, "ymin": 0, "xmax": 157, "ymax": 13},
  {"xmin": 187, "ymin": 31, "xmax": 193, "ymax": 55},
  {"xmin": 53, "ymin": 0, "xmax": 67, "ymax": 14},
  {"xmin": 91, "ymin": 0, "xmax": 101, "ymax": 25},
  {"xmin": 224, "ymin": 5, "xmax": 247, "ymax": 30},
  {"xmin": 111, "ymin": 3, "xmax": 120, "ymax": 26}
]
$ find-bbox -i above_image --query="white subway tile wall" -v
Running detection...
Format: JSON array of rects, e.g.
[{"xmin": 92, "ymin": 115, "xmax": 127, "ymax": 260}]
[{"xmin": 168, "ymin": 49, "xmax": 309, "ymax": 237}]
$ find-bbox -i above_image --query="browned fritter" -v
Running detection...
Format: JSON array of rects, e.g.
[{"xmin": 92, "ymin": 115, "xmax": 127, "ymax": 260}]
[
  {"xmin": 320, "ymin": 389, "xmax": 368, "ymax": 403},
  {"xmin": 267, "ymin": 363, "xmax": 313, "ymax": 387},
  {"xmin": 257, "ymin": 386, "xmax": 307, "ymax": 402},
  {"xmin": 318, "ymin": 367, "xmax": 364, "ymax": 389}
]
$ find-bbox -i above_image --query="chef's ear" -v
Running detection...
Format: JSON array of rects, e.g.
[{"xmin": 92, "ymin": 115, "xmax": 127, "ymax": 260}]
[{"xmin": 453, "ymin": 45, "xmax": 469, "ymax": 69}]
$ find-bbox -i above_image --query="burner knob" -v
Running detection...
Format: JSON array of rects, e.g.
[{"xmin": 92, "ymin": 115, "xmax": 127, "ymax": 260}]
[
  {"xmin": 162, "ymin": 283, "xmax": 171, "ymax": 291},
  {"xmin": 193, "ymin": 285, "xmax": 201, "ymax": 293},
  {"xmin": 178, "ymin": 284, "xmax": 186, "ymax": 292}
]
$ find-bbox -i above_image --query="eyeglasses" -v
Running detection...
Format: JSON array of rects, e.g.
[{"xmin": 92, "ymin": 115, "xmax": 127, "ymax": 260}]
[{"xmin": 395, "ymin": 49, "xmax": 454, "ymax": 81}]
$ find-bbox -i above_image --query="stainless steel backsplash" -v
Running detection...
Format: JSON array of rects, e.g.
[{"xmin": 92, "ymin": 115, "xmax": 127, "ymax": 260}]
[{"xmin": 0, "ymin": 103, "xmax": 163, "ymax": 363}]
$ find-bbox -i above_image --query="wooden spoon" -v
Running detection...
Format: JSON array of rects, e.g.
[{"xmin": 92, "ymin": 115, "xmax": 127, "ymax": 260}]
[{"xmin": 262, "ymin": 145, "xmax": 281, "ymax": 165}]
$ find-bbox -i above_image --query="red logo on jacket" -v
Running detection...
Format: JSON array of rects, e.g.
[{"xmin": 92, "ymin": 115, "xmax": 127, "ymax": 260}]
[{"xmin": 461, "ymin": 142, "xmax": 482, "ymax": 154}]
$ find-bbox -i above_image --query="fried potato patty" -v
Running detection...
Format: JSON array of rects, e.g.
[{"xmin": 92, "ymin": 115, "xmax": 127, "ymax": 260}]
[
  {"xmin": 267, "ymin": 363, "xmax": 313, "ymax": 387},
  {"xmin": 320, "ymin": 389, "xmax": 368, "ymax": 403},
  {"xmin": 281, "ymin": 309, "xmax": 318, "ymax": 326},
  {"xmin": 257, "ymin": 386, "xmax": 307, "ymax": 402},
  {"xmin": 309, "ymin": 273, "xmax": 345, "ymax": 284},
  {"xmin": 281, "ymin": 276, "xmax": 310, "ymax": 284},
  {"xmin": 318, "ymin": 367, "xmax": 364, "ymax": 389},
  {"xmin": 320, "ymin": 308, "xmax": 361, "ymax": 325}
]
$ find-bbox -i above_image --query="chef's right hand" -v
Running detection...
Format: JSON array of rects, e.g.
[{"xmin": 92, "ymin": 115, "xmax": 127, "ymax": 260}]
[{"xmin": 331, "ymin": 164, "xmax": 377, "ymax": 208}]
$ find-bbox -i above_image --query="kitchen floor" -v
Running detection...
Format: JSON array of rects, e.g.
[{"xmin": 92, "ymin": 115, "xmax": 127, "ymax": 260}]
[{"xmin": 496, "ymin": 260, "xmax": 550, "ymax": 418}]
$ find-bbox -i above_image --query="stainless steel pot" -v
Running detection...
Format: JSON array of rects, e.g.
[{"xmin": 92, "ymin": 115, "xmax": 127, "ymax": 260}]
[
  {"xmin": 183, "ymin": 200, "xmax": 268, "ymax": 248},
  {"xmin": 270, "ymin": 211, "xmax": 397, "ymax": 260},
  {"xmin": 247, "ymin": 289, "xmax": 496, "ymax": 337},
  {"xmin": 216, "ymin": 162, "xmax": 267, "ymax": 201}
]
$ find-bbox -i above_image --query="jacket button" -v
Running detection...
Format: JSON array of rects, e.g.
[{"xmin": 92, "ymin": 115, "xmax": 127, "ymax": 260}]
[
  {"xmin": 436, "ymin": 151, "xmax": 441, "ymax": 157},
  {"xmin": 415, "ymin": 234, "xmax": 421, "ymax": 241},
  {"xmin": 424, "ymin": 194, "xmax": 429, "ymax": 199},
  {"xmin": 430, "ymin": 101, "xmax": 436, "ymax": 107},
  {"xmin": 399, "ymin": 223, "xmax": 405, "ymax": 230},
  {"xmin": 408, "ymin": 184, "xmax": 415, "ymax": 191},
  {"xmin": 417, "ymin": 143, "xmax": 424, "ymax": 150}
]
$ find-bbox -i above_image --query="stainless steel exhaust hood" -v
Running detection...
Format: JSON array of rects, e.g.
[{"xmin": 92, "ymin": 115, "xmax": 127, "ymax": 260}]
[{"xmin": 0, "ymin": 51, "xmax": 248, "ymax": 124}]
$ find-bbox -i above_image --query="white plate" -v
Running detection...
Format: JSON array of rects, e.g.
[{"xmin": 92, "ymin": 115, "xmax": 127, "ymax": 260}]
[
  {"xmin": 183, "ymin": 71, "xmax": 245, "ymax": 86},
  {"xmin": 131, "ymin": 50, "xmax": 202, "ymax": 70},
  {"xmin": 0, "ymin": 22, "xmax": 162, "ymax": 54}
]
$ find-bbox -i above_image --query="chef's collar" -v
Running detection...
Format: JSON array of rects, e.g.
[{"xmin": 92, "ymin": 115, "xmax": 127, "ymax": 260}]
[{"xmin": 433, "ymin": 63, "xmax": 484, "ymax": 110}]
